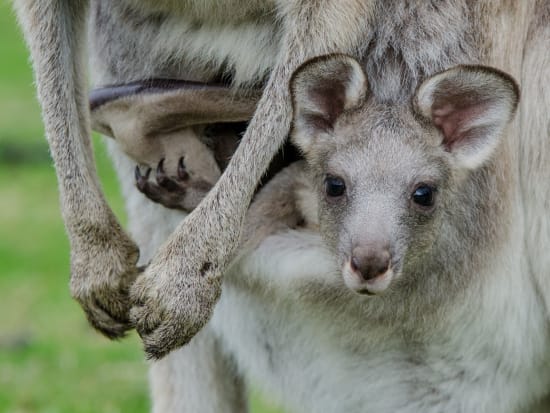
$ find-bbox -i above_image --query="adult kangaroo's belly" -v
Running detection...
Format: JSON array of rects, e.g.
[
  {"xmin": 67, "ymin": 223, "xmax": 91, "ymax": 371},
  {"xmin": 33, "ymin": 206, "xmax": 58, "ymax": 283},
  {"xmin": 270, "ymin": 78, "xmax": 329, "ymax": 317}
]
[{"xmin": 89, "ymin": 0, "xmax": 281, "ymax": 85}]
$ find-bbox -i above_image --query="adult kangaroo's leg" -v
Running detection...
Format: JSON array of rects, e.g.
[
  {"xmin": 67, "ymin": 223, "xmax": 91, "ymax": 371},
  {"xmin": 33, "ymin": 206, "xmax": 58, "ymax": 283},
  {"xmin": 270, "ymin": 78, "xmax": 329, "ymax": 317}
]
[
  {"xmin": 130, "ymin": 0, "xmax": 375, "ymax": 359},
  {"xmin": 14, "ymin": 1, "xmax": 140, "ymax": 337}
]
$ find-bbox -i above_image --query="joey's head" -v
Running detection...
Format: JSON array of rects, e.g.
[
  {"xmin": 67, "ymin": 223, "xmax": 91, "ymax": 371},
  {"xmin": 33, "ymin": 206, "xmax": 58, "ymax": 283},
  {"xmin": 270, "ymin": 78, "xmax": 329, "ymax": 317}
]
[{"xmin": 290, "ymin": 55, "xmax": 519, "ymax": 297}]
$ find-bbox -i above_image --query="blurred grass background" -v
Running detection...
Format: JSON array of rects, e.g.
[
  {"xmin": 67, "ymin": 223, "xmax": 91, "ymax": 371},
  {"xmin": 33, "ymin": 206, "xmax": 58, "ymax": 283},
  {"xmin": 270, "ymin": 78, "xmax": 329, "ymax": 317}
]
[{"xmin": 0, "ymin": 2, "xmax": 283, "ymax": 412}]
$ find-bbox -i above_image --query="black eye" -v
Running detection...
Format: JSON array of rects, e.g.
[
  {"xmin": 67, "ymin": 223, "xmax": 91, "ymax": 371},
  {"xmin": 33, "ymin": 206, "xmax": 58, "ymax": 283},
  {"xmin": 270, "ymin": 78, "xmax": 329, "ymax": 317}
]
[
  {"xmin": 324, "ymin": 176, "xmax": 346, "ymax": 198},
  {"xmin": 412, "ymin": 184, "xmax": 436, "ymax": 207}
]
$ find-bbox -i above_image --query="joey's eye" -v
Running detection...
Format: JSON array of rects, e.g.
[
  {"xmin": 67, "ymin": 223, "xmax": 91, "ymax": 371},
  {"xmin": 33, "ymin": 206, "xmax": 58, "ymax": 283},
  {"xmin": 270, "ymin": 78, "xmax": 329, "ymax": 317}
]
[
  {"xmin": 412, "ymin": 184, "xmax": 436, "ymax": 208},
  {"xmin": 324, "ymin": 176, "xmax": 346, "ymax": 198}
]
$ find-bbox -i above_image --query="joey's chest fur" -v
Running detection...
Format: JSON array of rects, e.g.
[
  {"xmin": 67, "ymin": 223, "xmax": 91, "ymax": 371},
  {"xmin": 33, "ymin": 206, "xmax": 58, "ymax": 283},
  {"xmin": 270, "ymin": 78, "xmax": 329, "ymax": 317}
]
[{"xmin": 212, "ymin": 252, "xmax": 550, "ymax": 413}]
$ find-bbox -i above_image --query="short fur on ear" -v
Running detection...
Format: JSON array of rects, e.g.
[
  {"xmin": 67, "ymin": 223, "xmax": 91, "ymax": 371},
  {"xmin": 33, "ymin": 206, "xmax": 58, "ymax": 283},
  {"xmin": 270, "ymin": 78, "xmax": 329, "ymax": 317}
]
[
  {"xmin": 290, "ymin": 54, "xmax": 368, "ymax": 154},
  {"xmin": 90, "ymin": 79, "xmax": 261, "ymax": 140},
  {"xmin": 415, "ymin": 65, "xmax": 520, "ymax": 169}
]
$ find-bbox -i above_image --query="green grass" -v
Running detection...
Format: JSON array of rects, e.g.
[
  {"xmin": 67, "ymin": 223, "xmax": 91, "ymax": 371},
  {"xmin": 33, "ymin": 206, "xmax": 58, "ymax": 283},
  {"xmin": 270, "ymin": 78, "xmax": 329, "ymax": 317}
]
[{"xmin": 0, "ymin": 2, "xmax": 284, "ymax": 412}]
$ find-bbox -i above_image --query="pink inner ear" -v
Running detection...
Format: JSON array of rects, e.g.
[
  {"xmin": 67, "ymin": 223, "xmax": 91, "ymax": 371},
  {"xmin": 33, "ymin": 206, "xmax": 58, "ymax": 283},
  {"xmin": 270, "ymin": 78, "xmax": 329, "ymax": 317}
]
[{"xmin": 432, "ymin": 102, "xmax": 488, "ymax": 150}]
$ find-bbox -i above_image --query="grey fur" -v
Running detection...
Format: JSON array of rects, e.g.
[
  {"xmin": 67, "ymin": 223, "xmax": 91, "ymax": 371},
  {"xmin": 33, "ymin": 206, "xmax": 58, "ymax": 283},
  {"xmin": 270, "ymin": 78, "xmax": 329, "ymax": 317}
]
[{"xmin": 13, "ymin": 0, "xmax": 550, "ymax": 380}]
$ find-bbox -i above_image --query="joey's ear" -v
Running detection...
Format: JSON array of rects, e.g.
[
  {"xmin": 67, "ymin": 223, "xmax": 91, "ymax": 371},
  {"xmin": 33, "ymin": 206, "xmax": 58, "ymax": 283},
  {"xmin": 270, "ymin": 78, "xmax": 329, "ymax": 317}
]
[
  {"xmin": 415, "ymin": 65, "xmax": 519, "ymax": 169},
  {"xmin": 290, "ymin": 54, "xmax": 368, "ymax": 154},
  {"xmin": 90, "ymin": 79, "xmax": 260, "ymax": 139}
]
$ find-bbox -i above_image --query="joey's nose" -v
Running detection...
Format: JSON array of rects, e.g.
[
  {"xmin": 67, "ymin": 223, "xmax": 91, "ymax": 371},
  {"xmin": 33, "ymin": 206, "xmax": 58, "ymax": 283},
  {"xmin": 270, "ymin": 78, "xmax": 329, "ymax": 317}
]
[{"xmin": 350, "ymin": 246, "xmax": 390, "ymax": 281}]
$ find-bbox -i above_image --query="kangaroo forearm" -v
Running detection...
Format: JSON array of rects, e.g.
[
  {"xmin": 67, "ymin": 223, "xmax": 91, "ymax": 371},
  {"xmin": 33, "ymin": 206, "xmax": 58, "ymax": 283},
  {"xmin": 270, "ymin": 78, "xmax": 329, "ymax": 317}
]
[{"xmin": 15, "ymin": 0, "xmax": 114, "ymax": 226}]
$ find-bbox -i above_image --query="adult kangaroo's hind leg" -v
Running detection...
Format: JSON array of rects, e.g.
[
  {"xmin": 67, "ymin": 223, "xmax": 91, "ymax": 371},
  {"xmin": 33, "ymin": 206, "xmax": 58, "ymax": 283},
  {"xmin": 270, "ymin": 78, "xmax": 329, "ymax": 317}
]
[
  {"xmin": 14, "ymin": 1, "xmax": 140, "ymax": 338},
  {"xmin": 130, "ymin": 0, "xmax": 376, "ymax": 359}
]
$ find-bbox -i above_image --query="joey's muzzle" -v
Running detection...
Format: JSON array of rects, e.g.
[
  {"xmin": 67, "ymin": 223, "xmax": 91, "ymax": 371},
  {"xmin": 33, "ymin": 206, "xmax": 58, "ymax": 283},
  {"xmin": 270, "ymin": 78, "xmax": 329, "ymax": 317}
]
[{"xmin": 342, "ymin": 245, "xmax": 394, "ymax": 295}]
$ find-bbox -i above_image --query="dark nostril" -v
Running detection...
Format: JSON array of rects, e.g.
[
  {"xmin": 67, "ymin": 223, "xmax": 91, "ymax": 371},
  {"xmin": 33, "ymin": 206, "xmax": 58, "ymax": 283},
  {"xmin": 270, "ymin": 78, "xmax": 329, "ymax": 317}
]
[{"xmin": 370, "ymin": 258, "xmax": 389, "ymax": 280}]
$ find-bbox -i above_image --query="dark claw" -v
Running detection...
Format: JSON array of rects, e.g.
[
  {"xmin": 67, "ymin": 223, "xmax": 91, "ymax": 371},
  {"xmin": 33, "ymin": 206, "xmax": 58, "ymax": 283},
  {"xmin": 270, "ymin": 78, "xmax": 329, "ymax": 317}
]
[
  {"xmin": 178, "ymin": 157, "xmax": 189, "ymax": 180},
  {"xmin": 134, "ymin": 166, "xmax": 151, "ymax": 180},
  {"xmin": 135, "ymin": 166, "xmax": 151, "ymax": 190},
  {"xmin": 155, "ymin": 159, "xmax": 167, "ymax": 185},
  {"xmin": 156, "ymin": 158, "xmax": 166, "ymax": 180},
  {"xmin": 156, "ymin": 159, "xmax": 179, "ymax": 191}
]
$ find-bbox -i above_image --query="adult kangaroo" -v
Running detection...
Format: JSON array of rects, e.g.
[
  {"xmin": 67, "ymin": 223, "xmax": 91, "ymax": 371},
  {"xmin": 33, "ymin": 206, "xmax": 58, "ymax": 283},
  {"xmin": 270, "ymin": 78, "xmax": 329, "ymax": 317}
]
[{"xmin": 14, "ymin": 2, "xmax": 550, "ymax": 410}]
